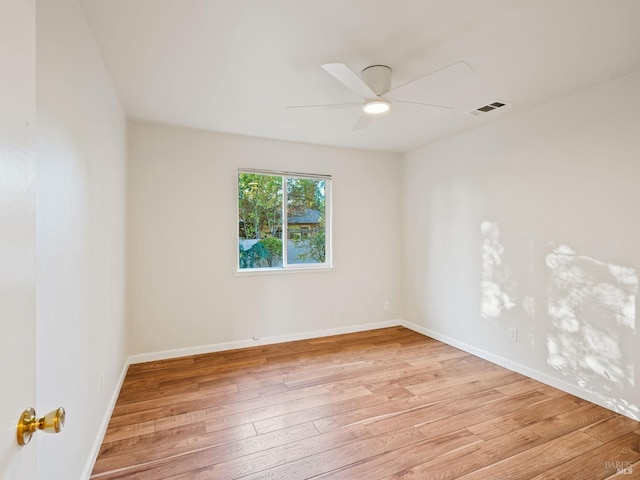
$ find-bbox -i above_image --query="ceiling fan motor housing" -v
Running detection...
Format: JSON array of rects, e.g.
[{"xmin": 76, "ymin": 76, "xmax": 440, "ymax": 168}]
[{"xmin": 361, "ymin": 65, "xmax": 392, "ymax": 96}]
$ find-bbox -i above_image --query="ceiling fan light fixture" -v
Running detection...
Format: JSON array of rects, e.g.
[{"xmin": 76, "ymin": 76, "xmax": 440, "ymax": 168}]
[{"xmin": 363, "ymin": 100, "xmax": 390, "ymax": 115}]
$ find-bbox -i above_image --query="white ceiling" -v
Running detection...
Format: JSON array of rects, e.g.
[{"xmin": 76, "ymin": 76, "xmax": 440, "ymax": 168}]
[{"xmin": 80, "ymin": 0, "xmax": 640, "ymax": 153}]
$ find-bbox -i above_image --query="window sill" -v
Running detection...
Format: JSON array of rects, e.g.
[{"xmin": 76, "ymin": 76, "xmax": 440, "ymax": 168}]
[{"xmin": 234, "ymin": 266, "xmax": 334, "ymax": 277}]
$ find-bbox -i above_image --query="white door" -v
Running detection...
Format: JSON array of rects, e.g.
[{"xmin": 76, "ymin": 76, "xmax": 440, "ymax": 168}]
[{"xmin": 0, "ymin": 0, "xmax": 37, "ymax": 479}]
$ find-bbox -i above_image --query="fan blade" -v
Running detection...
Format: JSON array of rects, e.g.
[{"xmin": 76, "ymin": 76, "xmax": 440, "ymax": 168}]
[
  {"xmin": 285, "ymin": 102, "xmax": 361, "ymax": 110},
  {"xmin": 385, "ymin": 61, "xmax": 473, "ymax": 104},
  {"xmin": 321, "ymin": 63, "xmax": 378, "ymax": 100},
  {"xmin": 395, "ymin": 100, "xmax": 453, "ymax": 110},
  {"xmin": 351, "ymin": 112, "xmax": 374, "ymax": 131}
]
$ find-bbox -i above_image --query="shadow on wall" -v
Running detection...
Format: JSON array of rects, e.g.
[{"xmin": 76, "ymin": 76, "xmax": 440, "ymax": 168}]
[{"xmin": 480, "ymin": 222, "xmax": 638, "ymax": 419}]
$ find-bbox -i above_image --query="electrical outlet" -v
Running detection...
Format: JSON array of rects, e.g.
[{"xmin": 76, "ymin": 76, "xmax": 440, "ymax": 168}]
[
  {"xmin": 339, "ymin": 302, "xmax": 345, "ymax": 313},
  {"xmin": 384, "ymin": 300, "xmax": 390, "ymax": 310},
  {"xmin": 509, "ymin": 328, "xmax": 518, "ymax": 342}
]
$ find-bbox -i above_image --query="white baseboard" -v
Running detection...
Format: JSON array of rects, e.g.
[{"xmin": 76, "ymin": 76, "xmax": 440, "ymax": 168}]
[
  {"xmin": 81, "ymin": 360, "xmax": 129, "ymax": 480},
  {"xmin": 400, "ymin": 320, "xmax": 518, "ymax": 372},
  {"xmin": 127, "ymin": 319, "xmax": 402, "ymax": 365},
  {"xmin": 400, "ymin": 319, "xmax": 639, "ymax": 421}
]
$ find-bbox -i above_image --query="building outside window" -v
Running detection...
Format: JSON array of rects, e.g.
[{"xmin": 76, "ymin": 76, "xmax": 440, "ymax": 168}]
[{"xmin": 237, "ymin": 169, "xmax": 331, "ymax": 271}]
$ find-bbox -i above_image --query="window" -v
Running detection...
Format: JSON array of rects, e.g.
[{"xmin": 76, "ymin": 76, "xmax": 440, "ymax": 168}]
[{"xmin": 237, "ymin": 169, "xmax": 331, "ymax": 271}]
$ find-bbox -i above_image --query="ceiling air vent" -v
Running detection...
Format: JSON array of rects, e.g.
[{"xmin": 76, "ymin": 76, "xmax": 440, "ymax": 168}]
[{"xmin": 468, "ymin": 101, "xmax": 509, "ymax": 116}]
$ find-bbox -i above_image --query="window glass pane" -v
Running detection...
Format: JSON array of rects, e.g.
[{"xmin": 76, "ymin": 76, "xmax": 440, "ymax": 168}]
[
  {"xmin": 287, "ymin": 177, "xmax": 325, "ymax": 265},
  {"xmin": 238, "ymin": 173, "xmax": 283, "ymax": 269}
]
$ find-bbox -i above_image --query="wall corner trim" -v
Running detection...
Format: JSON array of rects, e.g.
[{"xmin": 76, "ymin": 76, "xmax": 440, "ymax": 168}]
[{"xmin": 81, "ymin": 360, "xmax": 129, "ymax": 480}]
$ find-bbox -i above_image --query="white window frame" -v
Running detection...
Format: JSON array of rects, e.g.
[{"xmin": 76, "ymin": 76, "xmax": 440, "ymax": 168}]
[{"xmin": 236, "ymin": 168, "xmax": 332, "ymax": 274}]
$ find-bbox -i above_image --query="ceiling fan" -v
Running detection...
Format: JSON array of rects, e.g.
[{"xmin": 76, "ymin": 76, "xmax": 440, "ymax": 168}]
[{"xmin": 287, "ymin": 61, "xmax": 473, "ymax": 130}]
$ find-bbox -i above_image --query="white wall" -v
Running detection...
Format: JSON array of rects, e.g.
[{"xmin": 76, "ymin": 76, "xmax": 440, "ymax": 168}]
[
  {"xmin": 128, "ymin": 121, "xmax": 402, "ymax": 356},
  {"xmin": 36, "ymin": 0, "xmax": 127, "ymax": 478},
  {"xmin": 403, "ymin": 70, "xmax": 640, "ymax": 419}
]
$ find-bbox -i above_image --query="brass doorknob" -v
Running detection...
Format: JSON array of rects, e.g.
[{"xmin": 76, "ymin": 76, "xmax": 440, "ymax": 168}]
[{"xmin": 17, "ymin": 407, "xmax": 65, "ymax": 446}]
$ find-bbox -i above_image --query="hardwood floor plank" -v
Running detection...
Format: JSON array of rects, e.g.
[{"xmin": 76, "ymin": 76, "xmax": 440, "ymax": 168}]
[
  {"xmin": 153, "ymin": 383, "xmax": 331, "ymax": 431},
  {"xmin": 112, "ymin": 382, "xmax": 282, "ymax": 419},
  {"xmin": 313, "ymin": 387, "xmax": 504, "ymax": 435},
  {"xmin": 91, "ymin": 327, "xmax": 640, "ymax": 480},
  {"xmin": 414, "ymin": 390, "xmax": 552, "ymax": 440},
  {"xmin": 102, "ymin": 420, "xmax": 156, "ymax": 443},
  {"xmin": 527, "ymin": 404, "xmax": 617, "ymax": 440},
  {"xmin": 404, "ymin": 364, "xmax": 511, "ymax": 396},
  {"xmin": 238, "ymin": 425, "xmax": 427, "ymax": 480},
  {"xmin": 145, "ymin": 423, "xmax": 373, "ymax": 480},
  {"xmin": 316, "ymin": 429, "xmax": 482, "ymax": 479},
  {"xmin": 126, "ymin": 356, "xmax": 195, "ymax": 375},
  {"xmin": 381, "ymin": 426, "xmax": 547, "ymax": 480},
  {"xmin": 253, "ymin": 386, "xmax": 412, "ymax": 434},
  {"xmin": 582, "ymin": 415, "xmax": 640, "ymax": 443},
  {"xmin": 96, "ymin": 423, "xmax": 205, "ymax": 460},
  {"xmin": 366, "ymin": 388, "xmax": 531, "ymax": 437},
  {"xmin": 91, "ymin": 422, "xmax": 321, "ymax": 479},
  {"xmin": 203, "ymin": 385, "xmax": 372, "ymax": 433},
  {"xmin": 468, "ymin": 393, "xmax": 589, "ymax": 440},
  {"xmin": 456, "ymin": 431, "xmax": 602, "ymax": 479},
  {"xmin": 531, "ymin": 431, "xmax": 640, "ymax": 480},
  {"xmin": 493, "ymin": 377, "xmax": 546, "ymax": 396},
  {"xmin": 106, "ymin": 382, "xmax": 332, "ymax": 442},
  {"xmin": 93, "ymin": 422, "xmax": 255, "ymax": 475}
]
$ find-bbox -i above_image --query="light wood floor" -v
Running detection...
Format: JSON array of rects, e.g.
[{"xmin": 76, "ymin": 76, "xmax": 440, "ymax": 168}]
[{"xmin": 91, "ymin": 327, "xmax": 640, "ymax": 479}]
